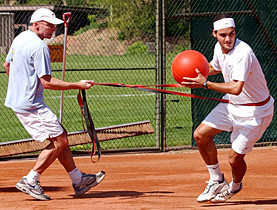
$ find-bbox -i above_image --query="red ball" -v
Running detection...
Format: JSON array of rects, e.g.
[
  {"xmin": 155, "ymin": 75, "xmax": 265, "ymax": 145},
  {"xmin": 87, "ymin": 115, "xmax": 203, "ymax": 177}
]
[{"xmin": 171, "ymin": 50, "xmax": 209, "ymax": 84}]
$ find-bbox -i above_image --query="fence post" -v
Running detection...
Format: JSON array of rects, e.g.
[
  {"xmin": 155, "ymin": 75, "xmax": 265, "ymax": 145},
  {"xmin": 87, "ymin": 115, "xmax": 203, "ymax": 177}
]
[
  {"xmin": 155, "ymin": 0, "xmax": 161, "ymax": 150},
  {"xmin": 155, "ymin": 0, "xmax": 166, "ymax": 151},
  {"xmin": 160, "ymin": 0, "xmax": 166, "ymax": 152}
]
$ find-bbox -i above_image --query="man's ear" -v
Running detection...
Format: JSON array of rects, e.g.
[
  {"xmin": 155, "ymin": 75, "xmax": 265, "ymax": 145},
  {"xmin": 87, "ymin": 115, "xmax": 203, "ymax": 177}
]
[
  {"xmin": 212, "ymin": 30, "xmax": 217, "ymax": 38},
  {"xmin": 33, "ymin": 22, "xmax": 39, "ymax": 29}
]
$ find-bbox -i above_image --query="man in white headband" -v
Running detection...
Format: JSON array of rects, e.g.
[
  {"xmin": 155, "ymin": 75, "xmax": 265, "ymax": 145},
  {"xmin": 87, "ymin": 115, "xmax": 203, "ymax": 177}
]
[
  {"xmin": 3, "ymin": 8, "xmax": 105, "ymax": 200},
  {"xmin": 213, "ymin": 17, "xmax": 236, "ymax": 31},
  {"xmin": 182, "ymin": 14, "xmax": 274, "ymax": 203}
]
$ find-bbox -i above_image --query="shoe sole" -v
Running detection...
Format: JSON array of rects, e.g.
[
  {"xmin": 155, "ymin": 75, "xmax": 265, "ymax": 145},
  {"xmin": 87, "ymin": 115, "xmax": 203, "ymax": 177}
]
[
  {"xmin": 211, "ymin": 185, "xmax": 243, "ymax": 203},
  {"xmin": 16, "ymin": 183, "xmax": 50, "ymax": 201},
  {"xmin": 197, "ymin": 182, "xmax": 229, "ymax": 202},
  {"xmin": 197, "ymin": 196, "xmax": 216, "ymax": 203},
  {"xmin": 75, "ymin": 171, "xmax": 106, "ymax": 196}
]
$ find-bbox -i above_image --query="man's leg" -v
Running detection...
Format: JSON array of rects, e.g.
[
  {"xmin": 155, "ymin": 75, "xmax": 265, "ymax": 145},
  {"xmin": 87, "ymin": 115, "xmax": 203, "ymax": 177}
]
[
  {"xmin": 194, "ymin": 123, "xmax": 229, "ymax": 202},
  {"xmin": 229, "ymin": 149, "xmax": 246, "ymax": 184},
  {"xmin": 57, "ymin": 144, "xmax": 77, "ymax": 173},
  {"xmin": 210, "ymin": 149, "xmax": 245, "ymax": 203},
  {"xmin": 34, "ymin": 133, "xmax": 105, "ymax": 195},
  {"xmin": 56, "ymin": 135, "xmax": 106, "ymax": 196},
  {"xmin": 32, "ymin": 131, "xmax": 69, "ymax": 174},
  {"xmin": 211, "ymin": 113, "xmax": 273, "ymax": 203},
  {"xmin": 16, "ymin": 132, "xmax": 69, "ymax": 200},
  {"xmin": 194, "ymin": 123, "xmax": 222, "ymax": 165}
]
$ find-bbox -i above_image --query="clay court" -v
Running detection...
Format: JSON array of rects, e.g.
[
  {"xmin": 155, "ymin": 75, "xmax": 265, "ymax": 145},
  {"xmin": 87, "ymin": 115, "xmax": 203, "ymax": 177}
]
[{"xmin": 0, "ymin": 146, "xmax": 276, "ymax": 209}]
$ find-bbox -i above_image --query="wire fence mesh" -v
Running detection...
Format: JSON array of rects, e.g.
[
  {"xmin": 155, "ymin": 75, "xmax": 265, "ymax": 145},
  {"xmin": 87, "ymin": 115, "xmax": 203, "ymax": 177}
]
[
  {"xmin": 189, "ymin": 0, "xmax": 277, "ymax": 146},
  {"xmin": 0, "ymin": 2, "xmax": 161, "ymax": 152},
  {"xmin": 0, "ymin": 0, "xmax": 276, "ymax": 154}
]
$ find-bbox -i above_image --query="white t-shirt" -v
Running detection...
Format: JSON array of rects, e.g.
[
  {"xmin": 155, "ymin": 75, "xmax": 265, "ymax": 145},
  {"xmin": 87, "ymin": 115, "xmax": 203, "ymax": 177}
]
[
  {"xmin": 210, "ymin": 39, "xmax": 274, "ymax": 117},
  {"xmin": 5, "ymin": 30, "xmax": 51, "ymax": 113}
]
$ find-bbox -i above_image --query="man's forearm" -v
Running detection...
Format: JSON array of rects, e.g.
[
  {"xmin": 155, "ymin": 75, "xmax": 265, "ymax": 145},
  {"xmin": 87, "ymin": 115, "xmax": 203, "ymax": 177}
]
[{"xmin": 41, "ymin": 76, "xmax": 80, "ymax": 90}]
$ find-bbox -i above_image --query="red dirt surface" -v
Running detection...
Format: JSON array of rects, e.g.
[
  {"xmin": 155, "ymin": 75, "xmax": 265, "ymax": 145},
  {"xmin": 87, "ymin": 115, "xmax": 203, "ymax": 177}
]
[{"xmin": 0, "ymin": 147, "xmax": 277, "ymax": 209}]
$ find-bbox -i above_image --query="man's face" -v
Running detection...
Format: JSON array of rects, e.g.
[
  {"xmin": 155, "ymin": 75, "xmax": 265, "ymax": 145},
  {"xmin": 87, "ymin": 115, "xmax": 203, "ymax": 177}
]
[
  {"xmin": 37, "ymin": 21, "xmax": 57, "ymax": 39},
  {"xmin": 213, "ymin": 27, "xmax": 236, "ymax": 54}
]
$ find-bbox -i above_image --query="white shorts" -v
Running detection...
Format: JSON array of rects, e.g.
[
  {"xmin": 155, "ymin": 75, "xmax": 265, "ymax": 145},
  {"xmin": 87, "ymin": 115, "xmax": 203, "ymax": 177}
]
[
  {"xmin": 15, "ymin": 105, "xmax": 64, "ymax": 142},
  {"xmin": 203, "ymin": 102, "xmax": 274, "ymax": 154}
]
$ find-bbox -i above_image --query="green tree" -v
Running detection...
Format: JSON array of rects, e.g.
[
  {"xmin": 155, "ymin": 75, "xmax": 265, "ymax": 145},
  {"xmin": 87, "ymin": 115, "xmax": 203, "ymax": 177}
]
[{"xmin": 93, "ymin": 0, "xmax": 156, "ymax": 41}]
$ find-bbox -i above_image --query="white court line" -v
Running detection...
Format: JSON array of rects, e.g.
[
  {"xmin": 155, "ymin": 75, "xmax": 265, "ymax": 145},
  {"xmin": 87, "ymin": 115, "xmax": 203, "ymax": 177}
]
[
  {"xmin": 44, "ymin": 90, "xmax": 191, "ymax": 99},
  {"xmin": 0, "ymin": 90, "xmax": 191, "ymax": 101},
  {"xmin": 0, "ymin": 93, "xmax": 156, "ymax": 101},
  {"xmin": 45, "ymin": 93, "xmax": 156, "ymax": 99}
]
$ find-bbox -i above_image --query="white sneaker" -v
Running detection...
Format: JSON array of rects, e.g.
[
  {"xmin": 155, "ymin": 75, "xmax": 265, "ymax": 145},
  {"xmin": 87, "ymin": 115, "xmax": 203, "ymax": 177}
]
[
  {"xmin": 211, "ymin": 183, "xmax": 243, "ymax": 203},
  {"xmin": 73, "ymin": 171, "xmax": 105, "ymax": 195},
  {"xmin": 197, "ymin": 174, "xmax": 229, "ymax": 202},
  {"xmin": 16, "ymin": 176, "xmax": 50, "ymax": 200}
]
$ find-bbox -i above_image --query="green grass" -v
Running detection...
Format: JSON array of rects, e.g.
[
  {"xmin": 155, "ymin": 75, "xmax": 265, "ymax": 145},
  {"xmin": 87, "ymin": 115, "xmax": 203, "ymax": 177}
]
[
  {"xmin": 0, "ymin": 53, "xmax": 192, "ymax": 150},
  {"xmin": 50, "ymin": 53, "xmax": 156, "ymax": 70}
]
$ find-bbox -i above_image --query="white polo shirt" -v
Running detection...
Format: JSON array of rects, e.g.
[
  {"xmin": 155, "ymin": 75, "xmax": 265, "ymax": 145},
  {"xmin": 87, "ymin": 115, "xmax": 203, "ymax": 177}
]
[
  {"xmin": 210, "ymin": 39, "xmax": 274, "ymax": 118},
  {"xmin": 5, "ymin": 30, "xmax": 51, "ymax": 113}
]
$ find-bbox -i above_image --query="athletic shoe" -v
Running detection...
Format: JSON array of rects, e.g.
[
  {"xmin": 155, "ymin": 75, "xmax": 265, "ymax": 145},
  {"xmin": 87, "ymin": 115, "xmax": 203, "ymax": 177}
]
[
  {"xmin": 73, "ymin": 171, "xmax": 105, "ymax": 195},
  {"xmin": 211, "ymin": 182, "xmax": 243, "ymax": 203},
  {"xmin": 15, "ymin": 176, "xmax": 50, "ymax": 201},
  {"xmin": 197, "ymin": 174, "xmax": 229, "ymax": 202}
]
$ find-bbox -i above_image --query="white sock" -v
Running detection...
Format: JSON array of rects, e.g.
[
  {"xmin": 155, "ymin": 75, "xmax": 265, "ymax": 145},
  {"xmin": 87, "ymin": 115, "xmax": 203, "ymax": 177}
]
[
  {"xmin": 229, "ymin": 180, "xmax": 242, "ymax": 192},
  {"xmin": 206, "ymin": 163, "xmax": 223, "ymax": 182},
  {"xmin": 26, "ymin": 169, "xmax": 40, "ymax": 184},
  {"xmin": 68, "ymin": 168, "xmax": 82, "ymax": 184}
]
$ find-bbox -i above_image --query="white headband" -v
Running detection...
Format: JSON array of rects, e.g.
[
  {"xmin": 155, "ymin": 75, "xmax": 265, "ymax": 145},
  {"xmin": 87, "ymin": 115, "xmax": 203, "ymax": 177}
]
[{"xmin": 213, "ymin": 18, "xmax": 235, "ymax": 31}]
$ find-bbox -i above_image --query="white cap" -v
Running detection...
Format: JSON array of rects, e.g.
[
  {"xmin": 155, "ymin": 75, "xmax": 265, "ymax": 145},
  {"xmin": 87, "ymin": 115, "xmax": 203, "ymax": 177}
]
[
  {"xmin": 213, "ymin": 18, "xmax": 235, "ymax": 31},
  {"xmin": 30, "ymin": 8, "xmax": 63, "ymax": 25}
]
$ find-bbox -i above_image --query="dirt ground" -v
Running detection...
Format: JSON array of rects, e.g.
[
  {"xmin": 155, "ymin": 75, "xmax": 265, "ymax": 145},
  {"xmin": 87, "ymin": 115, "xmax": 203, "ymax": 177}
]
[
  {"xmin": 50, "ymin": 28, "xmax": 130, "ymax": 56},
  {"xmin": 0, "ymin": 146, "xmax": 277, "ymax": 210}
]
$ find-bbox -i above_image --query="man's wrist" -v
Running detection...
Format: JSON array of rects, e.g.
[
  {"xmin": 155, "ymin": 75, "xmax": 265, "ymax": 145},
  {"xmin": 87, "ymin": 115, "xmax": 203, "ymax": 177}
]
[{"xmin": 202, "ymin": 80, "xmax": 208, "ymax": 89}]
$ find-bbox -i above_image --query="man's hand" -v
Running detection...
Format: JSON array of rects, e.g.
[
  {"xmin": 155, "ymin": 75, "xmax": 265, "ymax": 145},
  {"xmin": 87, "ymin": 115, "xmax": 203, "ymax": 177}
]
[
  {"xmin": 182, "ymin": 68, "xmax": 206, "ymax": 89},
  {"xmin": 78, "ymin": 80, "xmax": 94, "ymax": 89},
  {"xmin": 41, "ymin": 75, "xmax": 95, "ymax": 90},
  {"xmin": 3, "ymin": 61, "xmax": 10, "ymax": 76}
]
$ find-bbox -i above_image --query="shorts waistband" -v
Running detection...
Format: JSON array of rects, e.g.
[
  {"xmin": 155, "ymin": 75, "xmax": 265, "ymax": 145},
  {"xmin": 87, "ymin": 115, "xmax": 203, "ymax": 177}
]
[{"xmin": 240, "ymin": 96, "xmax": 270, "ymax": 106}]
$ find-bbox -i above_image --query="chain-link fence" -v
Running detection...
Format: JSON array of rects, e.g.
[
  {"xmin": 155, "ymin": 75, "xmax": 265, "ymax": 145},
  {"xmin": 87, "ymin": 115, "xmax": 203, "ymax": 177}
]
[
  {"xmin": 0, "ymin": 1, "xmax": 276, "ymax": 154},
  {"xmin": 188, "ymin": 0, "xmax": 277, "ymax": 146},
  {"xmin": 0, "ymin": 2, "xmax": 161, "ymax": 152}
]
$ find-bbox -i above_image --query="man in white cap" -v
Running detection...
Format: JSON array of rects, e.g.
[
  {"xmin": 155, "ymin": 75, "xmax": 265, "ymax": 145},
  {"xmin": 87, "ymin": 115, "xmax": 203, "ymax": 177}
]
[
  {"xmin": 3, "ymin": 8, "xmax": 105, "ymax": 200},
  {"xmin": 182, "ymin": 13, "xmax": 274, "ymax": 202}
]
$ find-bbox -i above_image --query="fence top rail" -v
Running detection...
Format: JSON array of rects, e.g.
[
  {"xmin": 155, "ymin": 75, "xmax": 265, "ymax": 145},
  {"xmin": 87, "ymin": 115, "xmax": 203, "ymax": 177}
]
[
  {"xmin": 0, "ymin": 5, "xmax": 106, "ymax": 14},
  {"xmin": 167, "ymin": 10, "xmax": 253, "ymax": 19}
]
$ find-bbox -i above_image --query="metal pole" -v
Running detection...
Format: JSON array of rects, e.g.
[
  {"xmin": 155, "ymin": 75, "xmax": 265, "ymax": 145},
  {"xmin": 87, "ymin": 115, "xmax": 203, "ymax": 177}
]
[
  {"xmin": 59, "ymin": 12, "xmax": 71, "ymax": 123},
  {"xmin": 155, "ymin": 0, "xmax": 166, "ymax": 151},
  {"xmin": 155, "ymin": 0, "xmax": 161, "ymax": 149},
  {"xmin": 160, "ymin": 0, "xmax": 166, "ymax": 152}
]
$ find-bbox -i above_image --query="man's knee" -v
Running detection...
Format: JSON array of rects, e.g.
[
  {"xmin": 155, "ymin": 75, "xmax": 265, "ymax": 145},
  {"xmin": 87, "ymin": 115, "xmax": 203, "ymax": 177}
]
[
  {"xmin": 193, "ymin": 127, "xmax": 211, "ymax": 147},
  {"xmin": 194, "ymin": 124, "xmax": 222, "ymax": 146},
  {"xmin": 194, "ymin": 125, "xmax": 211, "ymax": 144},
  {"xmin": 193, "ymin": 128, "xmax": 203, "ymax": 143},
  {"xmin": 51, "ymin": 131, "xmax": 69, "ymax": 150}
]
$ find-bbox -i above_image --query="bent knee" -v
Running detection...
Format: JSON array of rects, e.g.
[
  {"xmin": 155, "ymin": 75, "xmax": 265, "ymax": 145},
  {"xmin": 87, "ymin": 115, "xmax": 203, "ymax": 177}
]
[
  {"xmin": 193, "ymin": 128, "xmax": 209, "ymax": 145},
  {"xmin": 193, "ymin": 129, "xmax": 203, "ymax": 142},
  {"xmin": 52, "ymin": 132, "xmax": 69, "ymax": 149},
  {"xmin": 193, "ymin": 124, "xmax": 221, "ymax": 145},
  {"xmin": 193, "ymin": 125, "xmax": 211, "ymax": 141}
]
